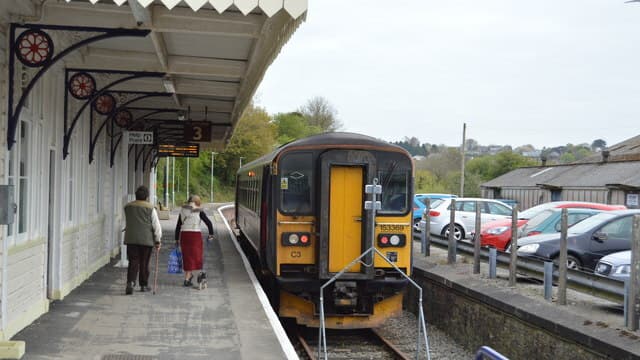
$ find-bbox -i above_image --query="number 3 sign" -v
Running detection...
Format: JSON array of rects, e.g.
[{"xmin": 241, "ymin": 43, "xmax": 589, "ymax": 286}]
[{"xmin": 184, "ymin": 121, "xmax": 211, "ymax": 142}]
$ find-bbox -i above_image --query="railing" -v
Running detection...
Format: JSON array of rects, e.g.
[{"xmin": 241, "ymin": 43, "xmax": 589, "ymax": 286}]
[{"xmin": 413, "ymin": 230, "xmax": 626, "ymax": 303}]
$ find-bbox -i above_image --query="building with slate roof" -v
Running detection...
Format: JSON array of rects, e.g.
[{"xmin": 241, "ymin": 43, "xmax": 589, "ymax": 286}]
[{"xmin": 480, "ymin": 137, "xmax": 640, "ymax": 210}]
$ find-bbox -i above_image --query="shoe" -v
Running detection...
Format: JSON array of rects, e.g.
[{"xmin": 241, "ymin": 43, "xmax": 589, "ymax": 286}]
[
  {"xmin": 140, "ymin": 286, "xmax": 149, "ymax": 292},
  {"xmin": 125, "ymin": 282, "xmax": 134, "ymax": 295},
  {"xmin": 183, "ymin": 275, "xmax": 193, "ymax": 287}
]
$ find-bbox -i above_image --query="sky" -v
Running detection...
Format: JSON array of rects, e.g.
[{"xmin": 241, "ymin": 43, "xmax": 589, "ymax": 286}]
[{"xmin": 255, "ymin": 0, "xmax": 640, "ymax": 149}]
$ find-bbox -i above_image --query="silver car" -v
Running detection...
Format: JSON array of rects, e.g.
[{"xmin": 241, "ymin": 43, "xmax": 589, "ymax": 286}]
[
  {"xmin": 594, "ymin": 250, "xmax": 631, "ymax": 281},
  {"xmin": 418, "ymin": 198, "xmax": 512, "ymax": 240}
]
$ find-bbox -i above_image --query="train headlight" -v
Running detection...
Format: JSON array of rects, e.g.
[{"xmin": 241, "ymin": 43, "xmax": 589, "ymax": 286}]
[
  {"xmin": 377, "ymin": 234, "xmax": 406, "ymax": 248},
  {"xmin": 281, "ymin": 232, "xmax": 312, "ymax": 246}
]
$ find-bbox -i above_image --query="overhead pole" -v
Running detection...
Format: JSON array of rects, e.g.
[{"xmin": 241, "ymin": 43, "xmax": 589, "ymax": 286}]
[{"xmin": 460, "ymin": 123, "xmax": 466, "ymax": 197}]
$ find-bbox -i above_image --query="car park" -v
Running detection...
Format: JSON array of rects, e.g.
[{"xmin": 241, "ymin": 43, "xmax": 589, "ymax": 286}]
[
  {"xmin": 594, "ymin": 250, "xmax": 631, "ymax": 281},
  {"xmin": 419, "ymin": 198, "xmax": 512, "ymax": 241},
  {"xmin": 412, "ymin": 193, "xmax": 457, "ymax": 226},
  {"xmin": 515, "ymin": 210, "xmax": 640, "ymax": 270},
  {"xmin": 480, "ymin": 201, "xmax": 626, "ymax": 251}
]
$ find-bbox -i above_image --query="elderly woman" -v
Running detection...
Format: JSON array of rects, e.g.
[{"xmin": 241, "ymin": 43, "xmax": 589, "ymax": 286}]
[{"xmin": 175, "ymin": 195, "xmax": 214, "ymax": 288}]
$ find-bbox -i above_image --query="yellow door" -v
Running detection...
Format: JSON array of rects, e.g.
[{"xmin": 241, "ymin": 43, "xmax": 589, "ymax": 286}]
[{"xmin": 329, "ymin": 166, "xmax": 364, "ymax": 273}]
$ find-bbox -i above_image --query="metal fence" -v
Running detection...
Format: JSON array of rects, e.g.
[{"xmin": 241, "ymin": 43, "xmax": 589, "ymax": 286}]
[{"xmin": 412, "ymin": 205, "xmax": 640, "ymax": 331}]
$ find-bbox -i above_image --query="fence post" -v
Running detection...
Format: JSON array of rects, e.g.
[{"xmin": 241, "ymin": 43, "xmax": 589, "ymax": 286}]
[
  {"xmin": 421, "ymin": 198, "xmax": 431, "ymax": 256},
  {"xmin": 544, "ymin": 261, "xmax": 553, "ymax": 301},
  {"xmin": 627, "ymin": 214, "xmax": 640, "ymax": 330},
  {"xmin": 558, "ymin": 208, "xmax": 568, "ymax": 305},
  {"xmin": 473, "ymin": 201, "xmax": 481, "ymax": 274},
  {"xmin": 448, "ymin": 199, "xmax": 456, "ymax": 264},
  {"xmin": 624, "ymin": 279, "xmax": 629, "ymax": 328},
  {"xmin": 509, "ymin": 205, "xmax": 518, "ymax": 286},
  {"xmin": 489, "ymin": 247, "xmax": 497, "ymax": 279}
]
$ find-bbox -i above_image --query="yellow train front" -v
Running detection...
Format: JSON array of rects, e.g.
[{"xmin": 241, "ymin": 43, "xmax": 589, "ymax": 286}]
[{"xmin": 236, "ymin": 132, "xmax": 413, "ymax": 329}]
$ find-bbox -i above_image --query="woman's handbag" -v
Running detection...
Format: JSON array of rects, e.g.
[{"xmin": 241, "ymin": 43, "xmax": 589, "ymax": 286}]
[{"xmin": 167, "ymin": 247, "xmax": 183, "ymax": 274}]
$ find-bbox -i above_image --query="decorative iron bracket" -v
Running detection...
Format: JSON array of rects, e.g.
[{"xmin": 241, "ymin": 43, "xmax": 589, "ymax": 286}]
[
  {"xmin": 6, "ymin": 23, "xmax": 150, "ymax": 150},
  {"xmin": 89, "ymin": 91, "xmax": 172, "ymax": 163},
  {"xmin": 63, "ymin": 68, "xmax": 164, "ymax": 159}
]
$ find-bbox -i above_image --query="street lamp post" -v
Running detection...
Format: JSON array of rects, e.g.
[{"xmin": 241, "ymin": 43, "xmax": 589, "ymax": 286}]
[
  {"xmin": 210, "ymin": 152, "xmax": 217, "ymax": 203},
  {"xmin": 186, "ymin": 157, "xmax": 190, "ymax": 200}
]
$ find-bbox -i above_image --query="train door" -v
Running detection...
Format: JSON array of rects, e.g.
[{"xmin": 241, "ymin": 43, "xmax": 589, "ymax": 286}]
[
  {"xmin": 328, "ymin": 166, "xmax": 363, "ymax": 273},
  {"xmin": 319, "ymin": 150, "xmax": 376, "ymax": 279}
]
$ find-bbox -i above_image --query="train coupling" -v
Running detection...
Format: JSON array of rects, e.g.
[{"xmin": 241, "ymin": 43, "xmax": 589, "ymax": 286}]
[{"xmin": 333, "ymin": 281, "xmax": 358, "ymax": 308}]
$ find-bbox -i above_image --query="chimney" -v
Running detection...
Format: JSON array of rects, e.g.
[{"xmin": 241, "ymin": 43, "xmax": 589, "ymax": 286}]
[
  {"xmin": 540, "ymin": 154, "xmax": 547, "ymax": 166},
  {"xmin": 602, "ymin": 150, "xmax": 610, "ymax": 163}
]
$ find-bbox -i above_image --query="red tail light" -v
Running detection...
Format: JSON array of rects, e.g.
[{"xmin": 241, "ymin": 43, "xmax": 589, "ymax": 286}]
[
  {"xmin": 429, "ymin": 210, "xmax": 440, "ymax": 217},
  {"xmin": 526, "ymin": 231, "xmax": 541, "ymax": 236}
]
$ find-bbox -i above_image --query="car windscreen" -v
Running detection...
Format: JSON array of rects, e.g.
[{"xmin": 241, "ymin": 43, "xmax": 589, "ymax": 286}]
[
  {"xmin": 518, "ymin": 203, "xmax": 557, "ymax": 220},
  {"xmin": 418, "ymin": 197, "xmax": 442, "ymax": 208},
  {"xmin": 523, "ymin": 209, "xmax": 554, "ymax": 230},
  {"xmin": 568, "ymin": 212, "xmax": 618, "ymax": 234}
]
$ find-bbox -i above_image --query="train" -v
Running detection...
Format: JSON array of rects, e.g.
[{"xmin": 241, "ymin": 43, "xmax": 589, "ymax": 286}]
[{"xmin": 235, "ymin": 132, "xmax": 414, "ymax": 329}]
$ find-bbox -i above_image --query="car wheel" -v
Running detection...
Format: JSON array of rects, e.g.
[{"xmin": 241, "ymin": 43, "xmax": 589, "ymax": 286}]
[
  {"xmin": 441, "ymin": 224, "xmax": 464, "ymax": 241},
  {"xmin": 554, "ymin": 255, "xmax": 582, "ymax": 270}
]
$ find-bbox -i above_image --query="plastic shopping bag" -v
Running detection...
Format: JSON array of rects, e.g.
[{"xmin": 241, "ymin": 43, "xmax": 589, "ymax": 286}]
[{"xmin": 168, "ymin": 247, "xmax": 183, "ymax": 274}]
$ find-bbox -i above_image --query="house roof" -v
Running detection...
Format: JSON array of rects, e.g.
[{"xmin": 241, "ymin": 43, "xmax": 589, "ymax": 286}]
[{"xmin": 482, "ymin": 161, "xmax": 640, "ymax": 189}]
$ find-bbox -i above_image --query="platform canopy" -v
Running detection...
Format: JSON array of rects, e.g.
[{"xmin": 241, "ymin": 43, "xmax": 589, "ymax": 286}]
[{"xmin": 3, "ymin": 0, "xmax": 307, "ymax": 152}]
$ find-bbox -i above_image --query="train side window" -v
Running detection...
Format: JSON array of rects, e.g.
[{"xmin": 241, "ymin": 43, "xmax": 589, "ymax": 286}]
[
  {"xmin": 378, "ymin": 170, "xmax": 409, "ymax": 214},
  {"xmin": 280, "ymin": 153, "xmax": 313, "ymax": 214}
]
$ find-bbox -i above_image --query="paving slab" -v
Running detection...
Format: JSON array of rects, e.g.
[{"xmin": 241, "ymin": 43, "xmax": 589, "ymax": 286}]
[{"xmin": 12, "ymin": 205, "xmax": 292, "ymax": 360}]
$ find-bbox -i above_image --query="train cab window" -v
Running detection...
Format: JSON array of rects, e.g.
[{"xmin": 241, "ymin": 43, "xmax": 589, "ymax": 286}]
[
  {"xmin": 378, "ymin": 170, "xmax": 409, "ymax": 214},
  {"xmin": 280, "ymin": 153, "xmax": 313, "ymax": 214}
]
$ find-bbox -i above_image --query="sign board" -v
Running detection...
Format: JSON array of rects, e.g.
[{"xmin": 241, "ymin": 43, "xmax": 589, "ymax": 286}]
[
  {"xmin": 184, "ymin": 121, "xmax": 212, "ymax": 142},
  {"xmin": 128, "ymin": 131, "xmax": 154, "ymax": 144},
  {"xmin": 157, "ymin": 143, "xmax": 199, "ymax": 158},
  {"xmin": 627, "ymin": 193, "xmax": 639, "ymax": 208}
]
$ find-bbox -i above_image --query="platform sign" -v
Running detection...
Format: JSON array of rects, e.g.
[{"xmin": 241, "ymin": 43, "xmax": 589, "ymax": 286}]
[
  {"xmin": 184, "ymin": 121, "xmax": 212, "ymax": 142},
  {"xmin": 128, "ymin": 131, "xmax": 154, "ymax": 144},
  {"xmin": 157, "ymin": 143, "xmax": 199, "ymax": 158}
]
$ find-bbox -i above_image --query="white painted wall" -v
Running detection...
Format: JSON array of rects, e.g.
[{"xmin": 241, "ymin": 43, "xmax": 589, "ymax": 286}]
[{"xmin": 0, "ymin": 55, "xmax": 132, "ymax": 340}]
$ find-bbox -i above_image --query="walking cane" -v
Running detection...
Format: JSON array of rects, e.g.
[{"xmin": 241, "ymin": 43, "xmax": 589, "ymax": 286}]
[{"xmin": 153, "ymin": 247, "xmax": 160, "ymax": 295}]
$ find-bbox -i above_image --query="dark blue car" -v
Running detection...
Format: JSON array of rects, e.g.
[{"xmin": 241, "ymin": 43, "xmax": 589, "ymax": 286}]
[{"xmin": 516, "ymin": 209, "xmax": 640, "ymax": 270}]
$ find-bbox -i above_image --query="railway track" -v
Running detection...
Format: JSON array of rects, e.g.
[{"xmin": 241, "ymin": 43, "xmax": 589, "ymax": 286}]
[{"xmin": 292, "ymin": 325, "xmax": 414, "ymax": 360}]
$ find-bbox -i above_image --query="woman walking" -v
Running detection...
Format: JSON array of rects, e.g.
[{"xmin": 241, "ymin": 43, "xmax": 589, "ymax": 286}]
[{"xmin": 175, "ymin": 195, "xmax": 214, "ymax": 288}]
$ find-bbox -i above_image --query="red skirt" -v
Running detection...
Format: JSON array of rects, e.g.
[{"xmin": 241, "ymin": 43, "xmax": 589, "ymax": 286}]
[{"xmin": 180, "ymin": 231, "xmax": 203, "ymax": 271}]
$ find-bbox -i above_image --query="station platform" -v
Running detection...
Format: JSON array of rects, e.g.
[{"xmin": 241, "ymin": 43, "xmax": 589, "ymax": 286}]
[{"xmin": 11, "ymin": 204, "xmax": 295, "ymax": 360}]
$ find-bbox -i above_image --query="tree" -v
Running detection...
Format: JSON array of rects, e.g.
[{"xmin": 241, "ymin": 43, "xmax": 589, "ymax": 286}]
[
  {"xmin": 273, "ymin": 112, "xmax": 322, "ymax": 145},
  {"xmin": 298, "ymin": 96, "xmax": 342, "ymax": 132},
  {"xmin": 591, "ymin": 139, "xmax": 607, "ymax": 152},
  {"xmin": 219, "ymin": 103, "xmax": 276, "ymax": 182}
]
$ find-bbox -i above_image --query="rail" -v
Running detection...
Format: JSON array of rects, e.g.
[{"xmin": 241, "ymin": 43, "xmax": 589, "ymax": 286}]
[{"xmin": 413, "ymin": 230, "xmax": 626, "ymax": 303}]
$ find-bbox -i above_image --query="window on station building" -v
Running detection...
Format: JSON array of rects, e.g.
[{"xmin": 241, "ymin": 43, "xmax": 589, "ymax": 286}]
[{"xmin": 7, "ymin": 121, "xmax": 30, "ymax": 244}]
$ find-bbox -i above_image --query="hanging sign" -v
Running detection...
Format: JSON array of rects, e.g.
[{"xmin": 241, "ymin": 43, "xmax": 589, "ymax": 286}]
[
  {"xmin": 128, "ymin": 131, "xmax": 154, "ymax": 144},
  {"xmin": 157, "ymin": 143, "xmax": 199, "ymax": 158},
  {"xmin": 184, "ymin": 121, "xmax": 212, "ymax": 142}
]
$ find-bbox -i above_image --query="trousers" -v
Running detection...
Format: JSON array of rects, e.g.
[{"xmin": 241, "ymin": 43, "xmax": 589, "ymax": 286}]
[{"xmin": 127, "ymin": 244, "xmax": 153, "ymax": 286}]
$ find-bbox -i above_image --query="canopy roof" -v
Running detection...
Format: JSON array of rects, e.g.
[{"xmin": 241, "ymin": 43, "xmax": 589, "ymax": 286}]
[{"xmin": 3, "ymin": 0, "xmax": 306, "ymax": 152}]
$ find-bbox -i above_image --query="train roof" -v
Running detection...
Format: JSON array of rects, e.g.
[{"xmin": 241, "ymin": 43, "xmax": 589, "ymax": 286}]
[{"xmin": 239, "ymin": 132, "xmax": 410, "ymax": 170}]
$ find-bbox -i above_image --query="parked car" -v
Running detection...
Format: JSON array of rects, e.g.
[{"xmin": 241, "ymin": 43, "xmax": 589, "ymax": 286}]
[
  {"xmin": 515, "ymin": 210, "xmax": 640, "ymax": 270},
  {"xmin": 412, "ymin": 193, "xmax": 457, "ymax": 226},
  {"xmin": 480, "ymin": 202, "xmax": 626, "ymax": 251},
  {"xmin": 419, "ymin": 198, "xmax": 512, "ymax": 241},
  {"xmin": 520, "ymin": 208, "xmax": 602, "ymax": 237},
  {"xmin": 594, "ymin": 250, "xmax": 631, "ymax": 281}
]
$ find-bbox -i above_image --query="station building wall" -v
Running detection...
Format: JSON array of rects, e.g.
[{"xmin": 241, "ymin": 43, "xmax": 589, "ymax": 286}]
[{"xmin": 0, "ymin": 48, "xmax": 136, "ymax": 339}]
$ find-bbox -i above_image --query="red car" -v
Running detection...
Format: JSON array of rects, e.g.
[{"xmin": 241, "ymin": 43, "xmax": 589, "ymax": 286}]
[{"xmin": 479, "ymin": 201, "xmax": 626, "ymax": 251}]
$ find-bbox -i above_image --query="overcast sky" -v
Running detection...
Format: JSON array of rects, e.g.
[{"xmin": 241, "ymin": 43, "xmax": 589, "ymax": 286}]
[{"xmin": 256, "ymin": 1, "xmax": 640, "ymax": 149}]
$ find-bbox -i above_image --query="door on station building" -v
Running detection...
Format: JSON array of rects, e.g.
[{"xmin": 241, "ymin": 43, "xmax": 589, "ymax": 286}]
[{"xmin": 328, "ymin": 166, "xmax": 364, "ymax": 273}]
